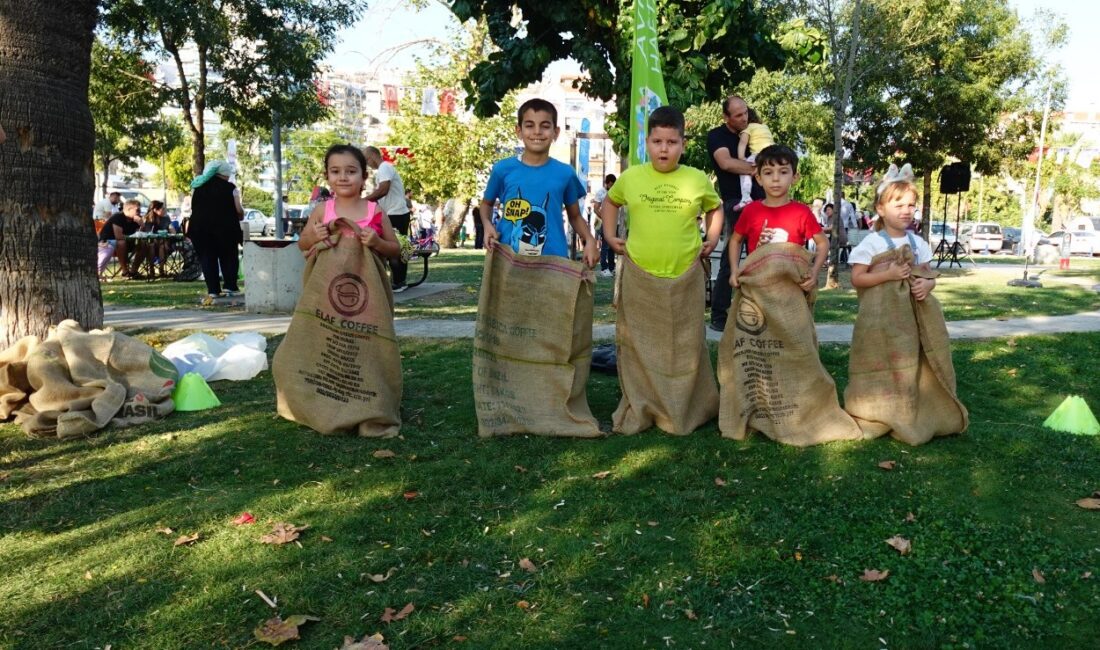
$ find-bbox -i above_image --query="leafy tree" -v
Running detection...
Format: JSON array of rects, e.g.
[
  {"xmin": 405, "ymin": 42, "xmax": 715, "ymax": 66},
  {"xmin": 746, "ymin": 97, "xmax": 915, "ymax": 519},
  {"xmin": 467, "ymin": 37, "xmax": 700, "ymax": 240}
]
[
  {"xmin": 104, "ymin": 0, "xmax": 368, "ymax": 174},
  {"xmin": 386, "ymin": 19, "xmax": 519, "ymax": 247},
  {"xmin": 281, "ymin": 127, "xmax": 347, "ymax": 203},
  {"xmin": 448, "ymin": 0, "xmax": 806, "ymax": 151},
  {"xmin": 89, "ymin": 39, "xmax": 167, "ymax": 197}
]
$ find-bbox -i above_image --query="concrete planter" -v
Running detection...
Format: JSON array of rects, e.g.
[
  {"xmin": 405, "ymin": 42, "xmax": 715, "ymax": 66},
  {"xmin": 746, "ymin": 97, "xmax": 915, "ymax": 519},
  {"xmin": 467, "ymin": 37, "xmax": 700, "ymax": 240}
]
[{"xmin": 242, "ymin": 240, "xmax": 305, "ymax": 313}]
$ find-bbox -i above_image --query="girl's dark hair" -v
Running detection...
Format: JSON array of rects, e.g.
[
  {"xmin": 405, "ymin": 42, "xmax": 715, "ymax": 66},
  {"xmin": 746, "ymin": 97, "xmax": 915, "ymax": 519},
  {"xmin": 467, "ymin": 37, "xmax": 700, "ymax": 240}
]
[
  {"xmin": 149, "ymin": 200, "xmax": 165, "ymax": 213},
  {"xmin": 324, "ymin": 143, "xmax": 367, "ymax": 172},
  {"xmin": 747, "ymin": 107, "xmax": 762, "ymax": 124}
]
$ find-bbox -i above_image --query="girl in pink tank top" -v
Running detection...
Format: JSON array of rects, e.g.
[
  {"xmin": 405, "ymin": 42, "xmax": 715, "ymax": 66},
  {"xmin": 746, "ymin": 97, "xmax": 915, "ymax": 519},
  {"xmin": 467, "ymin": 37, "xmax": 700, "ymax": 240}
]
[{"xmin": 298, "ymin": 145, "xmax": 401, "ymax": 259}]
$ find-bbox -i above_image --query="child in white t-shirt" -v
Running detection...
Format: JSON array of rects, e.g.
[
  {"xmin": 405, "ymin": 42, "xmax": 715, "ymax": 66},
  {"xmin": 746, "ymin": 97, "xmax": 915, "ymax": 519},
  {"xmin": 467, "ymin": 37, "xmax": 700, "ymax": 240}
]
[{"xmin": 849, "ymin": 165, "xmax": 935, "ymax": 301}]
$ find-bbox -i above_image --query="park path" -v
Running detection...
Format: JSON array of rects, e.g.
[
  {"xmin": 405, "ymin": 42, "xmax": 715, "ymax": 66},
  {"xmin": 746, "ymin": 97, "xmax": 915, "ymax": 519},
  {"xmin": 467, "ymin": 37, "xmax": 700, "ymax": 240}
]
[{"xmin": 104, "ymin": 305, "xmax": 1100, "ymax": 344}]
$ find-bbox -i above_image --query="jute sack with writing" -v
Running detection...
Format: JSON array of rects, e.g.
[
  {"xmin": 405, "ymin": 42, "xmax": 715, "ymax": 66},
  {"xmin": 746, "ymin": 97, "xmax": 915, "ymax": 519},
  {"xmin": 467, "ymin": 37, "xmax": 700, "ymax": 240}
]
[
  {"xmin": 8, "ymin": 320, "xmax": 177, "ymax": 439},
  {"xmin": 718, "ymin": 243, "xmax": 861, "ymax": 446},
  {"xmin": 473, "ymin": 244, "xmax": 600, "ymax": 437},
  {"xmin": 844, "ymin": 244, "xmax": 968, "ymax": 444},
  {"xmin": 273, "ymin": 217, "xmax": 401, "ymax": 437},
  {"xmin": 613, "ymin": 256, "xmax": 718, "ymax": 435}
]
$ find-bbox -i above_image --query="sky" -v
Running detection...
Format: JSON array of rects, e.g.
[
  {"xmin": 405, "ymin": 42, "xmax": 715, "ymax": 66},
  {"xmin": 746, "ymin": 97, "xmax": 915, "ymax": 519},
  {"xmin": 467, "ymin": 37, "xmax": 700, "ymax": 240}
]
[{"xmin": 325, "ymin": 0, "xmax": 1100, "ymax": 111}]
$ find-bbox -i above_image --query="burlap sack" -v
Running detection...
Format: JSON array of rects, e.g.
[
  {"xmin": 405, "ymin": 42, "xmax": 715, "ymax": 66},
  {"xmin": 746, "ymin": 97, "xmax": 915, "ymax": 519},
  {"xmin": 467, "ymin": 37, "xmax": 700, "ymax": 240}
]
[
  {"xmin": 613, "ymin": 256, "xmax": 718, "ymax": 435},
  {"xmin": 0, "ymin": 335, "xmax": 39, "ymax": 419},
  {"xmin": 717, "ymin": 243, "xmax": 861, "ymax": 446},
  {"xmin": 844, "ymin": 245, "xmax": 968, "ymax": 444},
  {"xmin": 473, "ymin": 244, "xmax": 600, "ymax": 437},
  {"xmin": 10, "ymin": 320, "xmax": 177, "ymax": 439},
  {"xmin": 273, "ymin": 218, "xmax": 402, "ymax": 437}
]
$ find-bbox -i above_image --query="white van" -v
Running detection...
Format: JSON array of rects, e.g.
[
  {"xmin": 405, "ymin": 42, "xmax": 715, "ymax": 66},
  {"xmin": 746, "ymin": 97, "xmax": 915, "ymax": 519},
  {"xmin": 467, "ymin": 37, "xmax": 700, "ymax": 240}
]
[
  {"xmin": 1066, "ymin": 216, "xmax": 1100, "ymax": 232},
  {"xmin": 958, "ymin": 222, "xmax": 1003, "ymax": 253}
]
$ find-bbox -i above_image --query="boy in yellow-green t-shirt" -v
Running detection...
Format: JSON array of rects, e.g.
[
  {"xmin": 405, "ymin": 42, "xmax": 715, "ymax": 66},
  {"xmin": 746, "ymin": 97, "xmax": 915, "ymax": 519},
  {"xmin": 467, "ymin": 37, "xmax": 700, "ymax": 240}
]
[
  {"xmin": 601, "ymin": 107, "xmax": 723, "ymax": 277},
  {"xmin": 599, "ymin": 106, "xmax": 724, "ymax": 436}
]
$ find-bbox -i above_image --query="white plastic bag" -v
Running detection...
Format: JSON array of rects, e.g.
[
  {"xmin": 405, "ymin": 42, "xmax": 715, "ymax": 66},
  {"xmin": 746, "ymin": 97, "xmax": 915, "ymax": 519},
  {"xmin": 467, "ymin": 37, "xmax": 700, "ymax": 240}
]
[{"xmin": 161, "ymin": 332, "xmax": 268, "ymax": 381}]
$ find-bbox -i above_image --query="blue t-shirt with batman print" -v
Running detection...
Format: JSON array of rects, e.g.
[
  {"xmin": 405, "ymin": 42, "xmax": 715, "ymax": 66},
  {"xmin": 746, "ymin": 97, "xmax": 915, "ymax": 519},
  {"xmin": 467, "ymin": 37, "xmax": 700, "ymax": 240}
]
[{"xmin": 483, "ymin": 156, "xmax": 586, "ymax": 258}]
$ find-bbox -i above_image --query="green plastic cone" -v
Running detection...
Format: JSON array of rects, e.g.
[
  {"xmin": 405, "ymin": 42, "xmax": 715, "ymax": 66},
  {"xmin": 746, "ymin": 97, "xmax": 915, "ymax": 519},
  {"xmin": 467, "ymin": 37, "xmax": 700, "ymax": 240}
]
[
  {"xmin": 1042, "ymin": 395, "xmax": 1100, "ymax": 436},
  {"xmin": 171, "ymin": 372, "xmax": 222, "ymax": 412}
]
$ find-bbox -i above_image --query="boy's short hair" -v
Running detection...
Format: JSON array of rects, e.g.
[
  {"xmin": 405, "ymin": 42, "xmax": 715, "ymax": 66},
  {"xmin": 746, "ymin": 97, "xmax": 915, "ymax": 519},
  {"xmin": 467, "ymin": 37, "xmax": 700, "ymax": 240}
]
[
  {"xmin": 123, "ymin": 199, "xmax": 141, "ymax": 209},
  {"xmin": 604, "ymin": 173, "xmax": 617, "ymax": 184},
  {"xmin": 647, "ymin": 106, "xmax": 684, "ymax": 136},
  {"xmin": 517, "ymin": 98, "xmax": 558, "ymax": 126},
  {"xmin": 754, "ymin": 145, "xmax": 799, "ymax": 173}
]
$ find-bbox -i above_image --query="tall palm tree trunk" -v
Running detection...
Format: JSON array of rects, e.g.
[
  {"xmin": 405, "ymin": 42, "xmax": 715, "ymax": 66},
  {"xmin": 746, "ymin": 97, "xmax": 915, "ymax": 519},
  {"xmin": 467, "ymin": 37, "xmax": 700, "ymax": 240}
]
[{"xmin": 0, "ymin": 0, "xmax": 103, "ymax": 348}]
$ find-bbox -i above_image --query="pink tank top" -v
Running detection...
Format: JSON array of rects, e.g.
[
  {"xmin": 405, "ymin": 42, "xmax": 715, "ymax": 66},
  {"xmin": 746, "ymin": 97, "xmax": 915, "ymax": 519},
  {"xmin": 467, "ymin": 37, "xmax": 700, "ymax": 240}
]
[{"xmin": 322, "ymin": 199, "xmax": 383, "ymax": 236}]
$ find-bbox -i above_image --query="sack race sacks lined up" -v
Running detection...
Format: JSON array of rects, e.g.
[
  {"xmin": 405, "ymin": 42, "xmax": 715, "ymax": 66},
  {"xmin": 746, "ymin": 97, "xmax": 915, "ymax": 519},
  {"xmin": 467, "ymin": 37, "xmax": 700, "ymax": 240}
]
[
  {"xmin": 844, "ymin": 245, "xmax": 968, "ymax": 444},
  {"xmin": 273, "ymin": 218, "xmax": 402, "ymax": 437},
  {"xmin": 0, "ymin": 320, "xmax": 178, "ymax": 439},
  {"xmin": 718, "ymin": 243, "xmax": 861, "ymax": 446},
  {"xmin": 472, "ymin": 244, "xmax": 600, "ymax": 437},
  {"xmin": 613, "ymin": 256, "xmax": 718, "ymax": 435}
]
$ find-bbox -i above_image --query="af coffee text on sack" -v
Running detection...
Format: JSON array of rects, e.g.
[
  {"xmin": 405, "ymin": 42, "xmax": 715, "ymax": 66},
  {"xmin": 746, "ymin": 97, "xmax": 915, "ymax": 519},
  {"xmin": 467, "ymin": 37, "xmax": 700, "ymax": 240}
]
[
  {"xmin": 273, "ymin": 217, "xmax": 401, "ymax": 437},
  {"xmin": 1, "ymin": 320, "xmax": 177, "ymax": 439},
  {"xmin": 844, "ymin": 245, "xmax": 968, "ymax": 444},
  {"xmin": 718, "ymin": 243, "xmax": 861, "ymax": 446},
  {"xmin": 613, "ymin": 256, "xmax": 718, "ymax": 435},
  {"xmin": 473, "ymin": 244, "xmax": 600, "ymax": 437}
]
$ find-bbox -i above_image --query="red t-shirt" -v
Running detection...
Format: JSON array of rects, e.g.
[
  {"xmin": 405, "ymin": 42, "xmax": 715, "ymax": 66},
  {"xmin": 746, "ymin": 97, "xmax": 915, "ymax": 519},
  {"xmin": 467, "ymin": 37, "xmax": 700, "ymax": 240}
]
[{"xmin": 734, "ymin": 200, "xmax": 822, "ymax": 253}]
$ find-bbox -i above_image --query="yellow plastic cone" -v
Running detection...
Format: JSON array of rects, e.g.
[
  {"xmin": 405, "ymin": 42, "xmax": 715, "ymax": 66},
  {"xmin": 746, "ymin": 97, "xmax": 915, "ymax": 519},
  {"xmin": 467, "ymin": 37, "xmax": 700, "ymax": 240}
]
[
  {"xmin": 1042, "ymin": 395, "xmax": 1100, "ymax": 436},
  {"xmin": 172, "ymin": 372, "xmax": 221, "ymax": 411}
]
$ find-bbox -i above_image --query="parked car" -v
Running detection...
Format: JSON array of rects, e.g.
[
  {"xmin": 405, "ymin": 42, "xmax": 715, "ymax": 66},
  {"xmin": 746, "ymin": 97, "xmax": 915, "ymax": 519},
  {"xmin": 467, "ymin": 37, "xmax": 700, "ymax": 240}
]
[
  {"xmin": 284, "ymin": 204, "xmax": 311, "ymax": 235},
  {"xmin": 1066, "ymin": 216, "xmax": 1100, "ymax": 232},
  {"xmin": 1001, "ymin": 227, "xmax": 1021, "ymax": 252},
  {"xmin": 958, "ymin": 222, "xmax": 1003, "ymax": 253},
  {"xmin": 1038, "ymin": 230, "xmax": 1100, "ymax": 256},
  {"xmin": 242, "ymin": 209, "xmax": 275, "ymax": 236},
  {"xmin": 928, "ymin": 222, "xmax": 958, "ymax": 250}
]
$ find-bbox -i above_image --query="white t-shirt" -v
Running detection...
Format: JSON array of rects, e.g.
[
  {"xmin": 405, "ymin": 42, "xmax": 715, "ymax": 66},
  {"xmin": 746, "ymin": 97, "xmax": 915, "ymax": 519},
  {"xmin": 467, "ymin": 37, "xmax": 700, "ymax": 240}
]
[
  {"xmin": 374, "ymin": 162, "xmax": 408, "ymax": 216},
  {"xmin": 94, "ymin": 198, "xmax": 117, "ymax": 219},
  {"xmin": 848, "ymin": 231, "xmax": 933, "ymax": 266},
  {"xmin": 840, "ymin": 200, "xmax": 859, "ymax": 229}
]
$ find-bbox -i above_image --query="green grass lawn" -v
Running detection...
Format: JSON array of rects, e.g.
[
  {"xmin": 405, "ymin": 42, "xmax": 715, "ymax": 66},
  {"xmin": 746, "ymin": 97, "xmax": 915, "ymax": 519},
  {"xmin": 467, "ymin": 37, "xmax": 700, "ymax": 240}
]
[
  {"xmin": 2, "ymin": 333, "xmax": 1098, "ymax": 648},
  {"xmin": 103, "ymin": 248, "xmax": 1100, "ymax": 325}
]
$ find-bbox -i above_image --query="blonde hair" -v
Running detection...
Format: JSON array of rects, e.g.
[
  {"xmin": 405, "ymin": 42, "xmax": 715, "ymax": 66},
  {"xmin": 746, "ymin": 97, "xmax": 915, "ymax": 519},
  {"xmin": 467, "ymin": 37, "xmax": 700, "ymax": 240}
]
[{"xmin": 873, "ymin": 181, "xmax": 918, "ymax": 231}]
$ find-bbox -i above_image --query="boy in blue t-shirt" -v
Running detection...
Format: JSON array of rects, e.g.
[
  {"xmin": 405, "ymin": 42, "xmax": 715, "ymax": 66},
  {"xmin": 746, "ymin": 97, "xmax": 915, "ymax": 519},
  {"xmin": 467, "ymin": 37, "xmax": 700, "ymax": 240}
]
[{"xmin": 480, "ymin": 99, "xmax": 598, "ymax": 264}]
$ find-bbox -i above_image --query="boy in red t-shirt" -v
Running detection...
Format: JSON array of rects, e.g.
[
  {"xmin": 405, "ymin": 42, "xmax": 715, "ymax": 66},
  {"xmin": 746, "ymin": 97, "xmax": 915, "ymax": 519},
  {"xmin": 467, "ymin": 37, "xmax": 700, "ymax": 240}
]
[{"xmin": 729, "ymin": 145, "xmax": 828, "ymax": 292}]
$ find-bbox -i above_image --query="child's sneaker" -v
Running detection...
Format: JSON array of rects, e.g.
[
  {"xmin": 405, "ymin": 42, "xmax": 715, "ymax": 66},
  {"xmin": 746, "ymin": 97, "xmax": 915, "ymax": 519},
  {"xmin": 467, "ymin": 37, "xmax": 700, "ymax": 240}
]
[{"xmin": 392, "ymin": 283, "xmax": 408, "ymax": 293}]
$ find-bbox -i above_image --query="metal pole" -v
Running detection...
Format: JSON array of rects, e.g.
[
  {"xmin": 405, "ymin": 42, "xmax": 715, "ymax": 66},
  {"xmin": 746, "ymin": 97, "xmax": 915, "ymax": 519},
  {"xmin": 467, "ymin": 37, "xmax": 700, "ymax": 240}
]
[
  {"xmin": 1022, "ymin": 80, "xmax": 1052, "ymax": 256},
  {"xmin": 273, "ymin": 111, "xmax": 285, "ymax": 238}
]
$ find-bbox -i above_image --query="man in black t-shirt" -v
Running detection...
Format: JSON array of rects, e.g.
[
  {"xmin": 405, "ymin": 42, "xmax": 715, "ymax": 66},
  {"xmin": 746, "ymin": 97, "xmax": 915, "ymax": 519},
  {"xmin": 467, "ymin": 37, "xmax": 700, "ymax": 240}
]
[
  {"xmin": 96, "ymin": 200, "xmax": 142, "ymax": 276},
  {"xmin": 707, "ymin": 95, "xmax": 765, "ymax": 331}
]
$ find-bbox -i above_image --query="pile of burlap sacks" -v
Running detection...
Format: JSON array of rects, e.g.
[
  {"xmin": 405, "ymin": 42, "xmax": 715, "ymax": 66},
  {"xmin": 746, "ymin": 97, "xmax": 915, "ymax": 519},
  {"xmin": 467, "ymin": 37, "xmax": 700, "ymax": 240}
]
[{"xmin": 0, "ymin": 320, "xmax": 178, "ymax": 439}]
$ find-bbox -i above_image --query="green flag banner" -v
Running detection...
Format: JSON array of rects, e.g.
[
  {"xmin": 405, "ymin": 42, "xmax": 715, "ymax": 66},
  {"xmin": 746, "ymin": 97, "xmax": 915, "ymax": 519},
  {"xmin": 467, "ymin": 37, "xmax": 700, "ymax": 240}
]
[{"xmin": 629, "ymin": 0, "xmax": 669, "ymax": 166}]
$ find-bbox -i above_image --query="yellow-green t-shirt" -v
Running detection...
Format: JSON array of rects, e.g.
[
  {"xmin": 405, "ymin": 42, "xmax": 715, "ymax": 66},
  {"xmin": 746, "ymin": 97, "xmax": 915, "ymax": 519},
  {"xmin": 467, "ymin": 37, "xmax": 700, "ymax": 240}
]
[{"xmin": 607, "ymin": 163, "xmax": 721, "ymax": 278}]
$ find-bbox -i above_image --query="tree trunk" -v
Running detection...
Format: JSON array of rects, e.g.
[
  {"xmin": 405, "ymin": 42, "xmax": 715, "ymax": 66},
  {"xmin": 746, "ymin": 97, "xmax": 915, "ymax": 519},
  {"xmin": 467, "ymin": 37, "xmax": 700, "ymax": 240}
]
[
  {"xmin": 0, "ymin": 0, "xmax": 103, "ymax": 349},
  {"xmin": 438, "ymin": 197, "xmax": 470, "ymax": 248},
  {"xmin": 827, "ymin": 108, "xmax": 845, "ymax": 289},
  {"xmin": 920, "ymin": 170, "xmax": 932, "ymax": 240}
]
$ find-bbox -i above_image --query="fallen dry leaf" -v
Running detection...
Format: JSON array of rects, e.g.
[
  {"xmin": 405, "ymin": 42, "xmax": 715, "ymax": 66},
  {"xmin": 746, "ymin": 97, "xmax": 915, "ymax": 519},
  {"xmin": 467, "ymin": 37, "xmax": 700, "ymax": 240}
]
[
  {"xmin": 878, "ymin": 460, "xmax": 897, "ymax": 471},
  {"xmin": 885, "ymin": 535, "xmax": 912, "ymax": 556},
  {"xmin": 260, "ymin": 523, "xmax": 308, "ymax": 545},
  {"xmin": 905, "ymin": 512, "xmax": 917, "ymax": 523},
  {"xmin": 368, "ymin": 568, "xmax": 397, "ymax": 583},
  {"xmin": 591, "ymin": 470, "xmax": 612, "ymax": 480},
  {"xmin": 372, "ymin": 449, "xmax": 396, "ymax": 459},
  {"xmin": 402, "ymin": 491, "xmax": 418, "ymax": 501},
  {"xmin": 1075, "ymin": 498, "xmax": 1100, "ymax": 510},
  {"xmin": 155, "ymin": 527, "xmax": 175, "ymax": 536},
  {"xmin": 714, "ymin": 477, "xmax": 728, "ymax": 487},
  {"xmin": 642, "ymin": 593, "xmax": 650, "ymax": 608},
  {"xmin": 452, "ymin": 635, "xmax": 467, "ymax": 642},
  {"xmin": 84, "ymin": 570, "xmax": 93, "ymax": 580},
  {"xmin": 860, "ymin": 569, "xmax": 890, "ymax": 582},
  {"xmin": 174, "ymin": 532, "xmax": 200, "ymax": 547},
  {"xmin": 515, "ymin": 600, "xmax": 530, "ymax": 610},
  {"xmin": 1032, "ymin": 568, "xmax": 1046, "ymax": 584},
  {"xmin": 518, "ymin": 558, "xmax": 538, "ymax": 573},
  {"xmin": 231, "ymin": 512, "xmax": 256, "ymax": 526},
  {"xmin": 825, "ymin": 574, "xmax": 841, "ymax": 583},
  {"xmin": 514, "ymin": 465, "xmax": 527, "ymax": 473},
  {"xmin": 320, "ymin": 535, "xmax": 333, "ymax": 542},
  {"xmin": 380, "ymin": 602, "xmax": 414, "ymax": 623},
  {"xmin": 253, "ymin": 614, "xmax": 320, "ymax": 646},
  {"xmin": 339, "ymin": 633, "xmax": 388, "ymax": 650},
  {"xmin": 1082, "ymin": 571, "xmax": 1093, "ymax": 579},
  {"xmin": 684, "ymin": 609, "xmax": 698, "ymax": 621}
]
